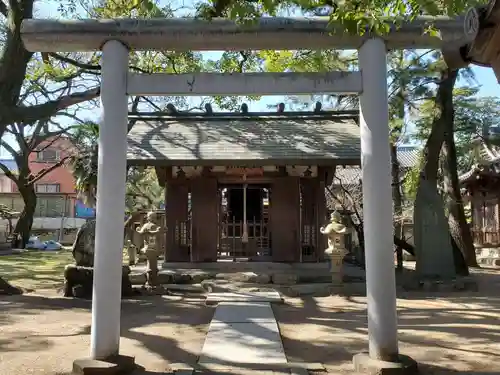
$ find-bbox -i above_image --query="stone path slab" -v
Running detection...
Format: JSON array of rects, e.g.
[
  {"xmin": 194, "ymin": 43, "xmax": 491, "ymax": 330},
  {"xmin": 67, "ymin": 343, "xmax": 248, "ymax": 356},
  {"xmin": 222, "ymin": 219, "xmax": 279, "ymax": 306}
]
[
  {"xmin": 205, "ymin": 291, "xmax": 283, "ymax": 305},
  {"xmin": 212, "ymin": 302, "xmax": 276, "ymax": 323},
  {"xmin": 198, "ymin": 301, "xmax": 286, "ymax": 365}
]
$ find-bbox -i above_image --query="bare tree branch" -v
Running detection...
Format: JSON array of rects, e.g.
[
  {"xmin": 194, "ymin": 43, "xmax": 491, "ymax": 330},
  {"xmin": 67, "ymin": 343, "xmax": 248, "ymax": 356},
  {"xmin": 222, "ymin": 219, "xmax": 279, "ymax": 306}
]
[
  {"xmin": 47, "ymin": 52, "xmax": 151, "ymax": 74},
  {"xmin": 28, "ymin": 156, "xmax": 71, "ymax": 184},
  {"xmin": 0, "ymin": 1, "xmax": 8, "ymax": 17},
  {"xmin": 9, "ymin": 87, "xmax": 100, "ymax": 125},
  {"xmin": 0, "ymin": 161, "xmax": 17, "ymax": 182}
]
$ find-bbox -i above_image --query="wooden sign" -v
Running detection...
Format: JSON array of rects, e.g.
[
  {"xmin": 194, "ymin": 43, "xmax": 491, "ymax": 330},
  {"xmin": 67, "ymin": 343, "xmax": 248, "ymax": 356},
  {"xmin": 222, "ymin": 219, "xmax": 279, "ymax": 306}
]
[{"xmin": 226, "ymin": 167, "xmax": 264, "ymax": 176}]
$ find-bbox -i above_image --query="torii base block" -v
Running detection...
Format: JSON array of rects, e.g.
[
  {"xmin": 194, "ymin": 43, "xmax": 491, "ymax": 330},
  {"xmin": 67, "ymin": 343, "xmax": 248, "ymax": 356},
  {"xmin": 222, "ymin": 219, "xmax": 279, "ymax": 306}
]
[
  {"xmin": 353, "ymin": 353, "xmax": 418, "ymax": 375},
  {"xmin": 72, "ymin": 355, "xmax": 136, "ymax": 375}
]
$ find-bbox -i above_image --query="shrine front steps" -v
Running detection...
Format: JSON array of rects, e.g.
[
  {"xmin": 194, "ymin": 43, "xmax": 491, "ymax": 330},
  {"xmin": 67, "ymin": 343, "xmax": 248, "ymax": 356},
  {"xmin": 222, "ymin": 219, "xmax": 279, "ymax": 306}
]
[
  {"xmin": 476, "ymin": 247, "xmax": 500, "ymax": 267},
  {"xmin": 129, "ymin": 262, "xmax": 367, "ymax": 286},
  {"xmin": 157, "ymin": 281, "xmax": 365, "ymax": 299}
]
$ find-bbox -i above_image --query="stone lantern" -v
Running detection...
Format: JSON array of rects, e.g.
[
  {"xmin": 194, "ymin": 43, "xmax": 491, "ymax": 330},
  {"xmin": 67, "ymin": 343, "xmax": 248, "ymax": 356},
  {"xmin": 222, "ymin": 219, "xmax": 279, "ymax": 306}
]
[{"xmin": 320, "ymin": 211, "xmax": 350, "ymax": 286}]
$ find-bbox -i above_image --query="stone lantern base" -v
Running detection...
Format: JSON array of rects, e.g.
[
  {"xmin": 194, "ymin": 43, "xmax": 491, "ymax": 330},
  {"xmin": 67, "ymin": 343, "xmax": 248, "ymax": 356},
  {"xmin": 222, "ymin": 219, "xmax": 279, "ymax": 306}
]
[{"xmin": 325, "ymin": 248, "xmax": 346, "ymax": 286}]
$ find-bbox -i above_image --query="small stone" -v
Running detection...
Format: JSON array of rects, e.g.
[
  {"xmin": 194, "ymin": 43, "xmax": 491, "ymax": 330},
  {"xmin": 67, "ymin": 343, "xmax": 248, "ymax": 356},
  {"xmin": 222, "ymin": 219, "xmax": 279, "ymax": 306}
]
[
  {"xmin": 464, "ymin": 279, "xmax": 479, "ymax": 292},
  {"xmin": 141, "ymin": 284, "xmax": 167, "ymax": 295},
  {"xmin": 129, "ymin": 273, "xmax": 147, "ymax": 285},
  {"xmin": 402, "ymin": 278, "xmax": 421, "ymax": 291},
  {"xmin": 72, "ymin": 285, "xmax": 89, "ymax": 299},
  {"xmin": 287, "ymin": 283, "xmax": 331, "ymax": 296},
  {"xmin": 272, "ymin": 273, "xmax": 298, "ymax": 285},
  {"xmin": 63, "ymin": 281, "xmax": 73, "ymax": 297},
  {"xmin": 173, "ymin": 273, "xmax": 192, "ymax": 284},
  {"xmin": 165, "ymin": 284, "xmax": 204, "ymax": 293},
  {"xmin": 200, "ymin": 280, "xmax": 215, "ymax": 293},
  {"xmin": 200, "ymin": 280, "xmax": 235, "ymax": 293},
  {"xmin": 422, "ymin": 280, "xmax": 437, "ymax": 291},
  {"xmin": 243, "ymin": 272, "xmax": 271, "ymax": 284},
  {"xmin": 157, "ymin": 272, "xmax": 174, "ymax": 285},
  {"xmin": 190, "ymin": 272, "xmax": 212, "ymax": 284},
  {"xmin": 437, "ymin": 281, "xmax": 456, "ymax": 293},
  {"xmin": 454, "ymin": 279, "xmax": 466, "ymax": 291}
]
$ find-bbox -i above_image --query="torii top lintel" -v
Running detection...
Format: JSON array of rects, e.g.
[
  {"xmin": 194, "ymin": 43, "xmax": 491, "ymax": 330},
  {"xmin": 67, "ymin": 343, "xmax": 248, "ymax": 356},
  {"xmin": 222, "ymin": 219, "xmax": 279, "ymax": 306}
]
[{"xmin": 21, "ymin": 11, "xmax": 479, "ymax": 53}]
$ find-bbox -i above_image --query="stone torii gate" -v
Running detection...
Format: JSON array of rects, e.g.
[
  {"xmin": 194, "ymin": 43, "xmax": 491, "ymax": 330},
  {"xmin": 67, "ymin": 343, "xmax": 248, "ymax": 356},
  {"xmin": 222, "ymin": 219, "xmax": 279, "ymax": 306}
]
[{"xmin": 21, "ymin": 11, "xmax": 479, "ymax": 374}]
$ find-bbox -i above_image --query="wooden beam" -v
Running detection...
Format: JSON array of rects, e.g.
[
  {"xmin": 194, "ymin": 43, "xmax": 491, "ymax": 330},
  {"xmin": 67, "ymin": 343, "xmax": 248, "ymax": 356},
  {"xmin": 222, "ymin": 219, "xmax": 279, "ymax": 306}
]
[
  {"xmin": 126, "ymin": 71, "xmax": 362, "ymax": 96},
  {"xmin": 20, "ymin": 13, "xmax": 478, "ymax": 52},
  {"xmin": 482, "ymin": 25, "xmax": 500, "ymax": 63},
  {"xmin": 154, "ymin": 166, "xmax": 167, "ymax": 187},
  {"xmin": 127, "ymin": 157, "xmax": 360, "ymax": 167},
  {"xmin": 492, "ymin": 53, "xmax": 500, "ymax": 83}
]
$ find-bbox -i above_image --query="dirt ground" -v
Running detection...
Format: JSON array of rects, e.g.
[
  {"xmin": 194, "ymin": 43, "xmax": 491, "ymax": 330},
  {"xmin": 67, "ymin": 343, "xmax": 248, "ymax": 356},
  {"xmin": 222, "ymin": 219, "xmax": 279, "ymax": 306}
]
[
  {"xmin": 276, "ymin": 267, "xmax": 500, "ymax": 375},
  {"xmin": 1, "ymin": 267, "xmax": 500, "ymax": 375},
  {"xmin": 0, "ymin": 293, "xmax": 213, "ymax": 375}
]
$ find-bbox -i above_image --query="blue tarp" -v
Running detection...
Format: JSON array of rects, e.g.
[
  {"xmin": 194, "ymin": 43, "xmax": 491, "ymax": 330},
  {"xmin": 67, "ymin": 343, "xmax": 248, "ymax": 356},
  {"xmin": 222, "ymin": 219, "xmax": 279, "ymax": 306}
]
[{"xmin": 75, "ymin": 201, "xmax": 96, "ymax": 218}]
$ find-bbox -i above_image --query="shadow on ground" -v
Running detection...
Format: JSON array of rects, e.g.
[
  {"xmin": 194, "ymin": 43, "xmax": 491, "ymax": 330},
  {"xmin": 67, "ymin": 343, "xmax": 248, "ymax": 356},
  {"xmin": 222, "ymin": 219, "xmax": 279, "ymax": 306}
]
[{"xmin": 0, "ymin": 267, "xmax": 500, "ymax": 374}]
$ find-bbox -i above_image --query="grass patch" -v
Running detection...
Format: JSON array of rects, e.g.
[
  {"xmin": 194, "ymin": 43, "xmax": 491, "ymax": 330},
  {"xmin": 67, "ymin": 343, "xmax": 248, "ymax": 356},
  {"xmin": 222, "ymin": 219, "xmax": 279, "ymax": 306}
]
[
  {"xmin": 0, "ymin": 250, "xmax": 74, "ymax": 291},
  {"xmin": 0, "ymin": 249, "xmax": 132, "ymax": 291}
]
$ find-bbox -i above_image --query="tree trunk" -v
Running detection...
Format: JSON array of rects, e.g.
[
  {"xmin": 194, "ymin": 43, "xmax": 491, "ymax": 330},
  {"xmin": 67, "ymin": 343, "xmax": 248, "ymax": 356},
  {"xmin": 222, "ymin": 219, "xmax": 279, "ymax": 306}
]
[
  {"xmin": 442, "ymin": 108, "xmax": 478, "ymax": 267},
  {"xmin": 14, "ymin": 185, "xmax": 37, "ymax": 248},
  {"xmin": 415, "ymin": 68, "xmax": 468, "ymax": 276},
  {"xmin": 420, "ymin": 69, "xmax": 458, "ymax": 183},
  {"xmin": 0, "ymin": 276, "xmax": 23, "ymax": 295},
  {"xmin": 394, "ymin": 235, "xmax": 414, "ymax": 256},
  {"xmin": 393, "ymin": 71, "xmax": 406, "ymax": 271},
  {"xmin": 391, "ymin": 143, "xmax": 404, "ymax": 270}
]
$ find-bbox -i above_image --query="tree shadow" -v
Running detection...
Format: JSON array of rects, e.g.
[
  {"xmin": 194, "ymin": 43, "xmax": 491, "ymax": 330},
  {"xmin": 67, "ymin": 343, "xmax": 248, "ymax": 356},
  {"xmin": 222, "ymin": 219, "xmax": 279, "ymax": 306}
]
[
  {"xmin": 1, "ymin": 270, "xmax": 500, "ymax": 375},
  {"xmin": 273, "ymin": 290, "xmax": 500, "ymax": 374},
  {"xmin": 126, "ymin": 113, "xmax": 360, "ymax": 166}
]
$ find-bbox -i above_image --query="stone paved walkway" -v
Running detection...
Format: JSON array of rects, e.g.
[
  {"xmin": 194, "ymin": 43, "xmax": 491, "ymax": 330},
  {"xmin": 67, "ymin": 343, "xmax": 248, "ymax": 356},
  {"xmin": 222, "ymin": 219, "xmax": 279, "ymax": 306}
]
[{"xmin": 198, "ymin": 300, "xmax": 287, "ymax": 366}]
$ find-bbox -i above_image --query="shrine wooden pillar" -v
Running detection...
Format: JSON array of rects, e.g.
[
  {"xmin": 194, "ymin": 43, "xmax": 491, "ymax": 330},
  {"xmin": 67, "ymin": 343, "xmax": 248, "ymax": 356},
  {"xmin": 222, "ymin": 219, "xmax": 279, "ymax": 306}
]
[
  {"xmin": 270, "ymin": 176, "xmax": 301, "ymax": 262},
  {"xmin": 301, "ymin": 177, "xmax": 327, "ymax": 262},
  {"xmin": 300, "ymin": 178, "xmax": 317, "ymax": 261},
  {"xmin": 191, "ymin": 177, "xmax": 218, "ymax": 262},
  {"xmin": 316, "ymin": 168, "xmax": 329, "ymax": 260},
  {"xmin": 165, "ymin": 180, "xmax": 190, "ymax": 262}
]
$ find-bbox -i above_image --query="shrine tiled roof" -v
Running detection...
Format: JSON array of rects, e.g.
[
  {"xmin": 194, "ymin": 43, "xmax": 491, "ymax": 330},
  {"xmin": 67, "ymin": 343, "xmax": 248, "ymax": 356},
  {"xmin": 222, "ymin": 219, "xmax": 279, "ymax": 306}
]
[
  {"xmin": 332, "ymin": 147, "xmax": 421, "ymax": 187},
  {"xmin": 459, "ymin": 136, "xmax": 500, "ymax": 183},
  {"xmin": 127, "ymin": 111, "xmax": 360, "ymax": 165}
]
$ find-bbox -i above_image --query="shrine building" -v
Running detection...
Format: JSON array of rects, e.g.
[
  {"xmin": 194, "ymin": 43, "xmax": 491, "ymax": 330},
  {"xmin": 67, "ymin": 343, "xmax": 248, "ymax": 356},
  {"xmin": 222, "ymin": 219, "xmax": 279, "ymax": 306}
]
[{"xmin": 126, "ymin": 105, "xmax": 360, "ymax": 263}]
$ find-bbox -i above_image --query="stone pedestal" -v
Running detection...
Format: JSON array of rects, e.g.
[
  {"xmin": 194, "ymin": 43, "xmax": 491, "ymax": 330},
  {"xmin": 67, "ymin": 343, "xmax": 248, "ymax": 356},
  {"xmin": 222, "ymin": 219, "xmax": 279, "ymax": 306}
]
[
  {"xmin": 325, "ymin": 249, "xmax": 345, "ymax": 286},
  {"xmin": 144, "ymin": 248, "xmax": 160, "ymax": 289},
  {"xmin": 126, "ymin": 241, "xmax": 138, "ymax": 266},
  {"xmin": 322, "ymin": 227, "xmax": 348, "ymax": 287},
  {"xmin": 353, "ymin": 353, "xmax": 418, "ymax": 375},
  {"xmin": 63, "ymin": 264, "xmax": 134, "ymax": 299},
  {"xmin": 73, "ymin": 354, "xmax": 136, "ymax": 375}
]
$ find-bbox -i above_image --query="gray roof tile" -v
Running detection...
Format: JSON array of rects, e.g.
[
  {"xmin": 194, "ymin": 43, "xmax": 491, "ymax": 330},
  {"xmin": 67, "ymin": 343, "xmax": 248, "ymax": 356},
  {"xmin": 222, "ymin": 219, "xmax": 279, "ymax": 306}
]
[
  {"xmin": 127, "ymin": 114, "xmax": 360, "ymax": 164},
  {"xmin": 333, "ymin": 147, "xmax": 421, "ymax": 186}
]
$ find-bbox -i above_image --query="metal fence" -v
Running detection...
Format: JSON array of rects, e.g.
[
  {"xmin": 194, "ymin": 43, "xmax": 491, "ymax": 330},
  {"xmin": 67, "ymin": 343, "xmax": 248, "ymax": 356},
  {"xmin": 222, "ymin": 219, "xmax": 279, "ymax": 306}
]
[
  {"xmin": 0, "ymin": 193, "xmax": 76, "ymax": 217},
  {"xmin": 218, "ymin": 217, "xmax": 271, "ymax": 260}
]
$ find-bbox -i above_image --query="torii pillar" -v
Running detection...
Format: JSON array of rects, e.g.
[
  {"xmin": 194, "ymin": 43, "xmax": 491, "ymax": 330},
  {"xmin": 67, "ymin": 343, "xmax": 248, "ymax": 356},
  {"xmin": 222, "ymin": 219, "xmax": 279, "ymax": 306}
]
[
  {"xmin": 353, "ymin": 37, "xmax": 417, "ymax": 373},
  {"xmin": 73, "ymin": 40, "xmax": 136, "ymax": 373}
]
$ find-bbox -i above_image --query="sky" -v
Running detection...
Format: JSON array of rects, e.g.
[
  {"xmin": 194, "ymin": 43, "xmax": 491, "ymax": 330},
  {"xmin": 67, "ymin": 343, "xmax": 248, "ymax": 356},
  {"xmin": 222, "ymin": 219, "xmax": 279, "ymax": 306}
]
[{"xmin": 1, "ymin": 0, "xmax": 498, "ymax": 157}]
